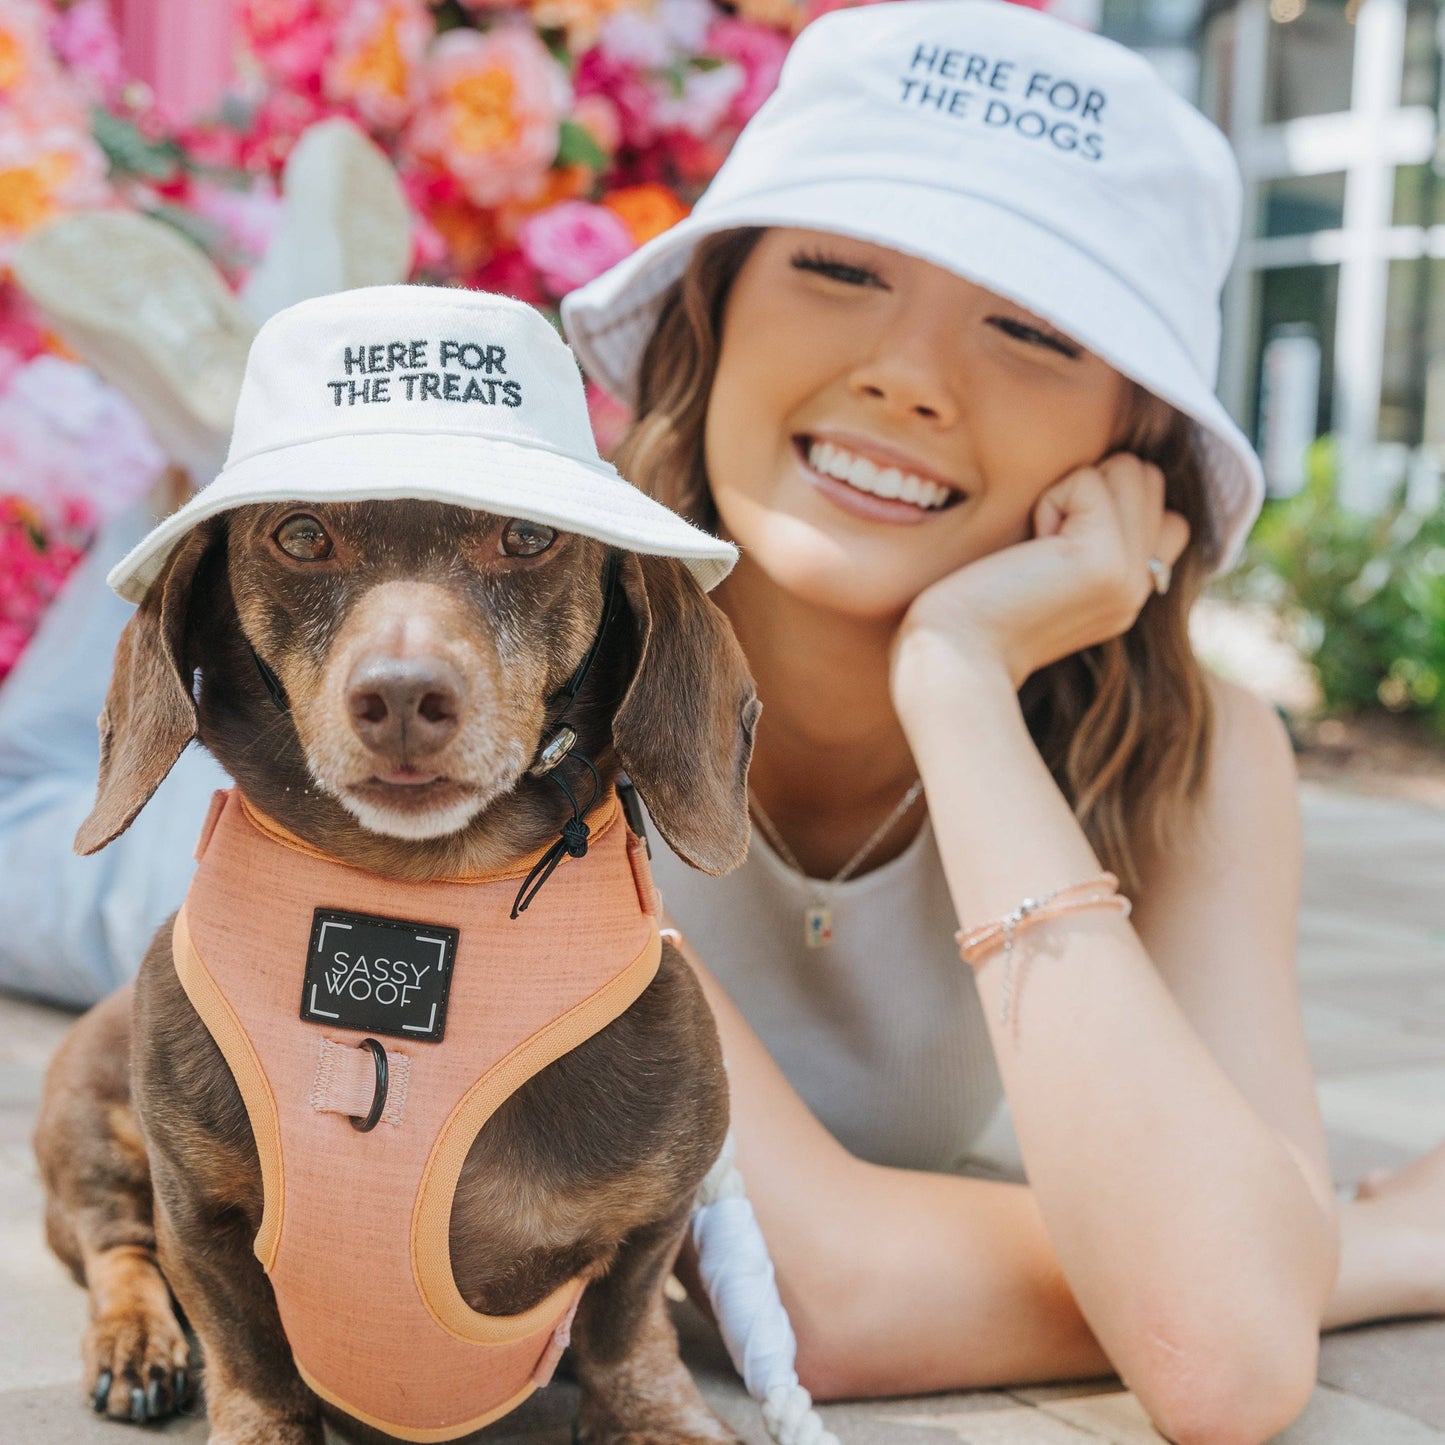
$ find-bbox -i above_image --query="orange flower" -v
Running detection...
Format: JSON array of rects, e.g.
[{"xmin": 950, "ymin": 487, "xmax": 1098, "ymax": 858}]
[
  {"xmin": 495, "ymin": 163, "xmax": 593, "ymax": 243},
  {"xmin": 349, "ymin": 13, "xmax": 407, "ymax": 98},
  {"xmin": 732, "ymin": 0, "xmax": 808, "ymax": 31},
  {"xmin": 526, "ymin": 0, "xmax": 630, "ymax": 48},
  {"xmin": 0, "ymin": 164, "xmax": 56, "ymax": 236},
  {"xmin": 603, "ymin": 184, "xmax": 689, "ymax": 246},
  {"xmin": 409, "ymin": 27, "xmax": 569, "ymax": 207},
  {"xmin": 0, "ymin": 142, "xmax": 103, "ymax": 258},
  {"xmin": 0, "ymin": 25, "xmax": 26, "ymax": 94},
  {"xmin": 325, "ymin": 0, "xmax": 433, "ymax": 129},
  {"xmin": 0, "ymin": 3, "xmax": 47, "ymax": 100},
  {"xmin": 425, "ymin": 196, "xmax": 498, "ymax": 274}
]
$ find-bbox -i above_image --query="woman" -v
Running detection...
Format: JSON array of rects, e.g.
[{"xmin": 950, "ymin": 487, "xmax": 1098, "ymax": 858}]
[{"xmin": 561, "ymin": 3, "xmax": 1445, "ymax": 1440}]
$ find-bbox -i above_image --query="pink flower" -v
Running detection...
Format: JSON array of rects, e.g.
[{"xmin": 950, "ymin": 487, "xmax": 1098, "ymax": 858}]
[
  {"xmin": 189, "ymin": 178, "xmax": 283, "ymax": 269},
  {"xmin": 408, "ymin": 27, "xmax": 569, "ymax": 209},
  {"xmin": 324, "ymin": 0, "xmax": 433, "ymax": 131},
  {"xmin": 472, "ymin": 248, "xmax": 547, "ymax": 307},
  {"xmin": 586, "ymin": 381, "xmax": 632, "ymax": 458},
  {"xmin": 408, "ymin": 207, "xmax": 449, "ymax": 276},
  {"xmin": 0, "ymin": 120, "xmax": 111, "ymax": 261},
  {"xmin": 0, "ymin": 0, "xmax": 55, "ymax": 110},
  {"xmin": 666, "ymin": 129, "xmax": 732, "ymax": 186},
  {"xmin": 0, "ymin": 494, "xmax": 93, "ymax": 683},
  {"xmin": 800, "ymin": 0, "xmax": 893, "ymax": 21},
  {"xmin": 237, "ymin": 87, "xmax": 333, "ymax": 172},
  {"xmin": 653, "ymin": 61, "xmax": 744, "ymax": 139},
  {"xmin": 240, "ymin": 0, "xmax": 333, "ymax": 93},
  {"xmin": 706, "ymin": 18, "xmax": 789, "ymax": 126},
  {"xmin": 526, "ymin": 0, "xmax": 632, "ymax": 49},
  {"xmin": 242, "ymin": 0, "xmax": 321, "ymax": 42},
  {"xmin": 0, "ymin": 357, "xmax": 165, "ymax": 528},
  {"xmin": 518, "ymin": 199, "xmax": 635, "ymax": 297},
  {"xmin": 659, "ymin": 0, "xmax": 718, "ymax": 53},
  {"xmin": 47, "ymin": 0, "xmax": 124, "ymax": 104},
  {"xmin": 597, "ymin": 9, "xmax": 675, "ymax": 70},
  {"xmin": 574, "ymin": 48, "xmax": 664, "ymax": 150},
  {"xmin": 174, "ymin": 119, "xmax": 246, "ymax": 172},
  {"xmin": 0, "ymin": 282, "xmax": 47, "ymax": 368}
]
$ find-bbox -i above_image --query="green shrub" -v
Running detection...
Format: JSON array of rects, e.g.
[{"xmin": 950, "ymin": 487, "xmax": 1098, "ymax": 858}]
[{"xmin": 1227, "ymin": 436, "xmax": 1445, "ymax": 732}]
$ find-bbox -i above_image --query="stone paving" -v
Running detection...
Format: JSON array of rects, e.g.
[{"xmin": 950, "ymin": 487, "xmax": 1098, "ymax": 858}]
[{"xmin": 2, "ymin": 780, "xmax": 1443, "ymax": 1444}]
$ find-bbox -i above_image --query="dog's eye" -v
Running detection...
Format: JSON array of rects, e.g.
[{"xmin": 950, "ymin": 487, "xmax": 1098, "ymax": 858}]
[
  {"xmin": 274, "ymin": 514, "xmax": 334, "ymax": 561},
  {"xmin": 500, "ymin": 519, "xmax": 557, "ymax": 558}
]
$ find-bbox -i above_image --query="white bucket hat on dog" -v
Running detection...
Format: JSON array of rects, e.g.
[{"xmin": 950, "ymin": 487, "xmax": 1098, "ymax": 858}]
[
  {"xmin": 109, "ymin": 285, "xmax": 738, "ymax": 603},
  {"xmin": 562, "ymin": 0, "xmax": 1264, "ymax": 569}
]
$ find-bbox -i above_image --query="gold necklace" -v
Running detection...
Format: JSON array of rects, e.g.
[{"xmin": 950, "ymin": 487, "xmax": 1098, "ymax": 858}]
[{"xmin": 748, "ymin": 779, "xmax": 925, "ymax": 948}]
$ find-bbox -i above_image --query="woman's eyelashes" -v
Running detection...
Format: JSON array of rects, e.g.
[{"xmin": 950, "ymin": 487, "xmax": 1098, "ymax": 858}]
[
  {"xmin": 790, "ymin": 249, "xmax": 890, "ymax": 289},
  {"xmin": 789, "ymin": 250, "xmax": 1083, "ymax": 360},
  {"xmin": 989, "ymin": 316, "xmax": 1083, "ymax": 360}
]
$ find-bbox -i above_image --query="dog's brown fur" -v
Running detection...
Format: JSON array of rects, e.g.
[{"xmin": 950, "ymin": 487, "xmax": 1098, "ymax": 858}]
[{"xmin": 34, "ymin": 500, "xmax": 759, "ymax": 1443}]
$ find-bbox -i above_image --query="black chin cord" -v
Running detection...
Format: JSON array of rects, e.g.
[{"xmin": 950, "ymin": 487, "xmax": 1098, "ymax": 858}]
[
  {"xmin": 510, "ymin": 553, "xmax": 620, "ymax": 920},
  {"xmin": 510, "ymin": 752, "xmax": 602, "ymax": 918}
]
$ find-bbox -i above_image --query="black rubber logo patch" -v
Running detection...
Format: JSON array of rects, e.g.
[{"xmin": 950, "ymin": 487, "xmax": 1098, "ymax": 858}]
[{"xmin": 300, "ymin": 909, "xmax": 458, "ymax": 1042}]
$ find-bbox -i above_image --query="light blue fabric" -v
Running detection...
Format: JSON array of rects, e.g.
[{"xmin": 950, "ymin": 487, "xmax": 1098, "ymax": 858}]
[{"xmin": 0, "ymin": 500, "xmax": 228, "ymax": 1008}]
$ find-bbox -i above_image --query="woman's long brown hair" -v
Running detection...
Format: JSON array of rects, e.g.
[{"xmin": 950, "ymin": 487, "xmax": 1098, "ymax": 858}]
[{"xmin": 614, "ymin": 229, "xmax": 1217, "ymax": 890}]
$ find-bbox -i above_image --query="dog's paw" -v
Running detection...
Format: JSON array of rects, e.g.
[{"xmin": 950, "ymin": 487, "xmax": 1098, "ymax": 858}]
[
  {"xmin": 83, "ymin": 1297, "xmax": 192, "ymax": 1423},
  {"xmin": 576, "ymin": 1402, "xmax": 742, "ymax": 1445},
  {"xmin": 578, "ymin": 1430, "xmax": 743, "ymax": 1445}
]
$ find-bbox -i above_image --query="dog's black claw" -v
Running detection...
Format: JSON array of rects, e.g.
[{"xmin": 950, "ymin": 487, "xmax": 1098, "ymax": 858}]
[
  {"xmin": 92, "ymin": 1372, "xmax": 112, "ymax": 1413},
  {"xmin": 130, "ymin": 1385, "xmax": 147, "ymax": 1423},
  {"xmin": 174, "ymin": 1367, "xmax": 188, "ymax": 1405},
  {"xmin": 146, "ymin": 1379, "xmax": 163, "ymax": 1418}
]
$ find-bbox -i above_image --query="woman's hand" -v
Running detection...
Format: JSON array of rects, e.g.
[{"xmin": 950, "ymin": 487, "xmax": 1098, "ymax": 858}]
[{"xmin": 890, "ymin": 453, "xmax": 1190, "ymax": 709}]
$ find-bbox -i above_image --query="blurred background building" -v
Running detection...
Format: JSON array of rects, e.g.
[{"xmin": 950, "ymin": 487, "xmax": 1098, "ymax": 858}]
[{"xmin": 1101, "ymin": 0, "xmax": 1445, "ymax": 514}]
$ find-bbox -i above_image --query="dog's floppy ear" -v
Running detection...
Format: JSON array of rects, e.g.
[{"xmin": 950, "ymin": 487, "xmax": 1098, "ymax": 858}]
[
  {"xmin": 613, "ymin": 553, "xmax": 760, "ymax": 876},
  {"xmin": 74, "ymin": 522, "xmax": 219, "ymax": 855}
]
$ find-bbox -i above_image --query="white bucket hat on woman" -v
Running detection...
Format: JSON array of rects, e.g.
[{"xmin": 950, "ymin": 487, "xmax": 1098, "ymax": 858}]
[
  {"xmin": 563, "ymin": 0, "xmax": 1264, "ymax": 569},
  {"xmin": 109, "ymin": 284, "xmax": 738, "ymax": 603}
]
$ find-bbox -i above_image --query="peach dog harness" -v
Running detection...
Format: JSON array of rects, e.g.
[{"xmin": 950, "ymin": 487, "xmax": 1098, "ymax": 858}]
[{"xmin": 172, "ymin": 787, "xmax": 662, "ymax": 1443}]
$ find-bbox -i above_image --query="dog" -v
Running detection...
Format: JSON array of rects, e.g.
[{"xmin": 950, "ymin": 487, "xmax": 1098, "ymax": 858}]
[{"xmin": 34, "ymin": 496, "xmax": 759, "ymax": 1445}]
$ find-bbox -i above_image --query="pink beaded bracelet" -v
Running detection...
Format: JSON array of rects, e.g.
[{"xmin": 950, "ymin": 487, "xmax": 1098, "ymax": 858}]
[{"xmin": 955, "ymin": 874, "xmax": 1132, "ymax": 1025}]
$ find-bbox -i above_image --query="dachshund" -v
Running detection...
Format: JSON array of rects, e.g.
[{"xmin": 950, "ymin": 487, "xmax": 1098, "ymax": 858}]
[{"xmin": 33, "ymin": 498, "xmax": 759, "ymax": 1445}]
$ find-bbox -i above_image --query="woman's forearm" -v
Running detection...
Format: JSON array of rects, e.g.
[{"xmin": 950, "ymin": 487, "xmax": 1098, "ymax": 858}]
[
  {"xmin": 897, "ymin": 649, "xmax": 1334, "ymax": 1434},
  {"xmin": 675, "ymin": 940, "xmax": 1116, "ymax": 1394}
]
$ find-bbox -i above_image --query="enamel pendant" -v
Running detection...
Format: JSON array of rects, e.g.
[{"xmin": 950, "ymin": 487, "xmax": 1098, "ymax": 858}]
[{"xmin": 804, "ymin": 903, "xmax": 833, "ymax": 948}]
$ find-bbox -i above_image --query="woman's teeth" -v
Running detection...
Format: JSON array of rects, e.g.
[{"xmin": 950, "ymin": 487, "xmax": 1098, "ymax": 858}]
[{"xmin": 806, "ymin": 440, "xmax": 954, "ymax": 509}]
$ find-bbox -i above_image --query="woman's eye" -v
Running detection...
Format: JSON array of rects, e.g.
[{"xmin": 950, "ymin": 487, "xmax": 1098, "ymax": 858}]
[
  {"xmin": 501, "ymin": 519, "xmax": 557, "ymax": 557},
  {"xmin": 790, "ymin": 250, "xmax": 889, "ymax": 289},
  {"xmin": 990, "ymin": 317, "xmax": 1082, "ymax": 360},
  {"xmin": 274, "ymin": 514, "xmax": 334, "ymax": 561}
]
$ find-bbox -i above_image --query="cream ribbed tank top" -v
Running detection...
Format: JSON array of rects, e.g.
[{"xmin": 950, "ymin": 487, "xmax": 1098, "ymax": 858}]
[{"xmin": 645, "ymin": 805, "xmax": 1028, "ymax": 1183}]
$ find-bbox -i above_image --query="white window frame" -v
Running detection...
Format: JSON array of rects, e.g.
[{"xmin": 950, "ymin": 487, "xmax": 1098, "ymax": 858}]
[{"xmin": 1216, "ymin": 0, "xmax": 1437, "ymax": 507}]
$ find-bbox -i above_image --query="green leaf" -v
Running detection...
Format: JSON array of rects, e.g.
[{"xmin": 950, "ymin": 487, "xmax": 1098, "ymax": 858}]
[
  {"xmin": 556, "ymin": 119, "xmax": 607, "ymax": 171},
  {"xmin": 90, "ymin": 106, "xmax": 183, "ymax": 182},
  {"xmin": 541, "ymin": 28, "xmax": 575, "ymax": 76}
]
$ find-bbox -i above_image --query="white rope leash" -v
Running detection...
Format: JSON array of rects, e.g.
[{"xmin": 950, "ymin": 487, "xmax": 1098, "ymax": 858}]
[{"xmin": 691, "ymin": 1133, "xmax": 841, "ymax": 1445}]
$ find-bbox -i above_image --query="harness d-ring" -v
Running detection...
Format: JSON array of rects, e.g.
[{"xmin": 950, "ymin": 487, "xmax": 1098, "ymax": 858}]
[{"xmin": 349, "ymin": 1038, "xmax": 389, "ymax": 1132}]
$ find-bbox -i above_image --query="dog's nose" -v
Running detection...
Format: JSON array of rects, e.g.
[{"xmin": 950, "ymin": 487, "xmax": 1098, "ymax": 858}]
[{"xmin": 347, "ymin": 656, "xmax": 463, "ymax": 759}]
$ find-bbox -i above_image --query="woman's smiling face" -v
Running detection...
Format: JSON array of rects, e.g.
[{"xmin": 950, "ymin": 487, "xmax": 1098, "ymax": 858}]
[{"xmin": 704, "ymin": 227, "xmax": 1134, "ymax": 619}]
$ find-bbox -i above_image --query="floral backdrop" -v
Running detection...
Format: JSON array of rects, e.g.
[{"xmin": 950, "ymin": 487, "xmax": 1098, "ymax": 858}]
[{"xmin": 0, "ymin": 0, "xmax": 1053, "ymax": 681}]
